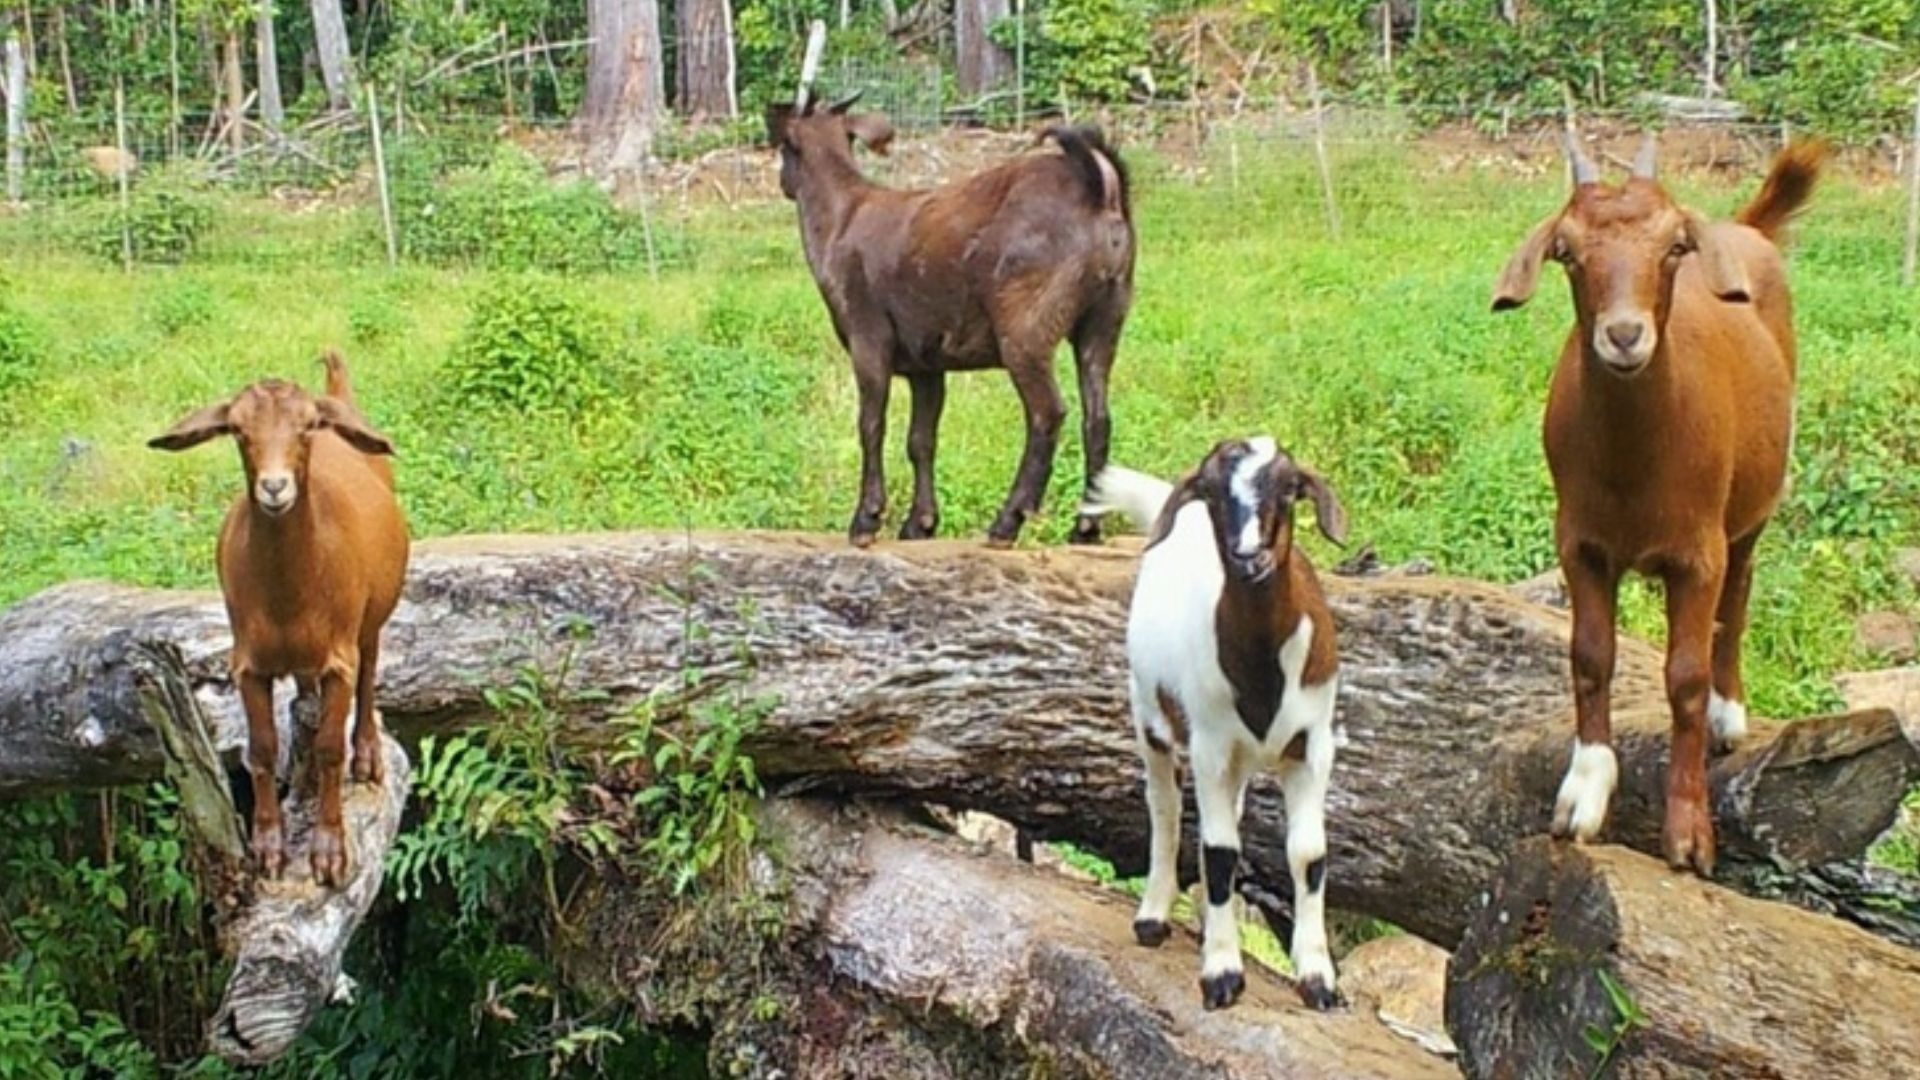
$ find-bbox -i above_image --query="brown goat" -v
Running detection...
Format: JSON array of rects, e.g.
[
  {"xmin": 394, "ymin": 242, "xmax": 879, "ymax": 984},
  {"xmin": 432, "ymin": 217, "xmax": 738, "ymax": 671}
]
[
  {"xmin": 149, "ymin": 352, "xmax": 409, "ymax": 887},
  {"xmin": 1492, "ymin": 135, "xmax": 1825, "ymax": 876},
  {"xmin": 767, "ymin": 94, "xmax": 1135, "ymax": 547}
]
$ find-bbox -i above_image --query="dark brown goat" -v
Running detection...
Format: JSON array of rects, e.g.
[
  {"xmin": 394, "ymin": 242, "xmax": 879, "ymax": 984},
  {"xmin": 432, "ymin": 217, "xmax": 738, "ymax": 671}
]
[
  {"xmin": 1492, "ymin": 135, "xmax": 1825, "ymax": 876},
  {"xmin": 767, "ymin": 94, "xmax": 1135, "ymax": 547}
]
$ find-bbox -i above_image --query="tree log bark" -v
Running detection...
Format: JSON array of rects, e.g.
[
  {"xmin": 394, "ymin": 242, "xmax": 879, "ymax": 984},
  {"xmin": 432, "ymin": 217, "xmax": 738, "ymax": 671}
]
[
  {"xmin": 255, "ymin": 0, "xmax": 283, "ymax": 133},
  {"xmin": 954, "ymin": 0, "xmax": 1011, "ymax": 95},
  {"xmin": 0, "ymin": 532, "xmax": 1914, "ymax": 950},
  {"xmin": 583, "ymin": 0, "xmax": 664, "ymax": 168},
  {"xmin": 308, "ymin": 0, "xmax": 354, "ymax": 112},
  {"xmin": 1445, "ymin": 838, "xmax": 1920, "ymax": 1079},
  {"xmin": 569, "ymin": 799, "xmax": 1458, "ymax": 1079}
]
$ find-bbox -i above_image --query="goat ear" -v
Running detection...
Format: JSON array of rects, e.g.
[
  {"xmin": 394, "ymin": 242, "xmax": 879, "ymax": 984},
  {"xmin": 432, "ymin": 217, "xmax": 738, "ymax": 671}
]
[
  {"xmin": 1297, "ymin": 469, "xmax": 1349, "ymax": 547},
  {"xmin": 313, "ymin": 398, "xmax": 397, "ymax": 456},
  {"xmin": 1683, "ymin": 209, "xmax": 1752, "ymax": 303},
  {"xmin": 1491, "ymin": 215, "xmax": 1561, "ymax": 312},
  {"xmin": 846, "ymin": 113, "xmax": 895, "ymax": 156},
  {"xmin": 148, "ymin": 402, "xmax": 233, "ymax": 452},
  {"xmin": 764, "ymin": 103, "xmax": 796, "ymax": 146},
  {"xmin": 1143, "ymin": 471, "xmax": 1205, "ymax": 549}
]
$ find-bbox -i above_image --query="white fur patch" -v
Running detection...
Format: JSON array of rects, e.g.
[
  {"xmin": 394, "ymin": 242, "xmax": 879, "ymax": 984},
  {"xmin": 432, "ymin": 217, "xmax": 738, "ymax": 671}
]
[
  {"xmin": 1709, "ymin": 691, "xmax": 1748, "ymax": 744},
  {"xmin": 1552, "ymin": 739, "xmax": 1618, "ymax": 842},
  {"xmin": 1228, "ymin": 437, "xmax": 1277, "ymax": 558}
]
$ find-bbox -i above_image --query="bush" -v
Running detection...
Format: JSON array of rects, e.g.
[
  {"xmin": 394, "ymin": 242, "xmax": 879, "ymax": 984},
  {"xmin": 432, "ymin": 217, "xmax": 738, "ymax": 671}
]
[
  {"xmin": 347, "ymin": 291, "xmax": 411, "ymax": 345},
  {"xmin": 83, "ymin": 187, "xmax": 216, "ymax": 266},
  {"xmin": 391, "ymin": 143, "xmax": 652, "ymax": 273},
  {"xmin": 992, "ymin": 0, "xmax": 1156, "ymax": 104},
  {"xmin": 0, "ymin": 305, "xmax": 41, "ymax": 400},
  {"xmin": 447, "ymin": 279, "xmax": 604, "ymax": 413}
]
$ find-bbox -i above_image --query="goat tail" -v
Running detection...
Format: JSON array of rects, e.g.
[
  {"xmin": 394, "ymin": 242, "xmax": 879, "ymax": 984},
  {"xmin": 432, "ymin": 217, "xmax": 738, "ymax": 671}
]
[
  {"xmin": 319, "ymin": 349, "xmax": 359, "ymax": 405},
  {"xmin": 1736, "ymin": 139, "xmax": 1829, "ymax": 243},
  {"xmin": 1081, "ymin": 465, "xmax": 1173, "ymax": 532},
  {"xmin": 1041, "ymin": 125, "xmax": 1131, "ymax": 220}
]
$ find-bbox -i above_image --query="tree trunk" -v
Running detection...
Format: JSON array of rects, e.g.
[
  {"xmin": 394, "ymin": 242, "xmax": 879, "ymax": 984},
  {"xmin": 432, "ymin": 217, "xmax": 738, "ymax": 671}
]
[
  {"xmin": 2, "ymin": 532, "xmax": 1914, "ymax": 950},
  {"xmin": 583, "ymin": 0, "xmax": 664, "ymax": 169},
  {"xmin": 255, "ymin": 0, "xmax": 283, "ymax": 133},
  {"xmin": 309, "ymin": 0, "xmax": 354, "ymax": 113},
  {"xmin": 223, "ymin": 30, "xmax": 246, "ymax": 152},
  {"xmin": 954, "ymin": 0, "xmax": 1011, "ymax": 95},
  {"xmin": 567, "ymin": 799, "xmax": 1459, "ymax": 1080},
  {"xmin": 4, "ymin": 32, "xmax": 23, "ymax": 205},
  {"xmin": 1445, "ymin": 839, "xmax": 1920, "ymax": 1079},
  {"xmin": 675, "ymin": 0, "xmax": 736, "ymax": 120},
  {"xmin": 52, "ymin": 1, "xmax": 76, "ymax": 114}
]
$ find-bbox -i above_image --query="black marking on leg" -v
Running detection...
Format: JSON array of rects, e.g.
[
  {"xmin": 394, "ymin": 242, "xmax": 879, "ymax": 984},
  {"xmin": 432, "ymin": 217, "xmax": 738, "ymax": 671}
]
[
  {"xmin": 1133, "ymin": 918, "xmax": 1171, "ymax": 947},
  {"xmin": 1200, "ymin": 969, "xmax": 1245, "ymax": 1010},
  {"xmin": 1305, "ymin": 856, "xmax": 1327, "ymax": 895},
  {"xmin": 1202, "ymin": 845, "xmax": 1238, "ymax": 908},
  {"xmin": 1143, "ymin": 729, "xmax": 1171, "ymax": 754},
  {"xmin": 1296, "ymin": 974, "xmax": 1341, "ymax": 1012}
]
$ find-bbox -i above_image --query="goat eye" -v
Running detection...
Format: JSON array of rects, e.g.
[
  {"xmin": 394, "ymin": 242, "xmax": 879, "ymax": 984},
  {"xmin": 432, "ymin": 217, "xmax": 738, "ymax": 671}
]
[
  {"xmin": 1667, "ymin": 242, "xmax": 1690, "ymax": 259},
  {"xmin": 1550, "ymin": 240, "xmax": 1572, "ymax": 264}
]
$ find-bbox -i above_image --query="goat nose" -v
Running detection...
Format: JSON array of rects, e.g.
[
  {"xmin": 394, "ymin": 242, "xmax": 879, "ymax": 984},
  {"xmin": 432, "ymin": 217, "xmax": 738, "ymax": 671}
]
[
  {"xmin": 1605, "ymin": 321, "xmax": 1644, "ymax": 351},
  {"xmin": 262, "ymin": 477, "xmax": 289, "ymax": 496}
]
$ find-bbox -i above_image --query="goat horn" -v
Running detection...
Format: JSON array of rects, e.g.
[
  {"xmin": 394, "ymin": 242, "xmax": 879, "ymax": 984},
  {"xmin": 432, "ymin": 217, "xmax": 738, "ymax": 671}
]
[
  {"xmin": 828, "ymin": 89, "xmax": 865, "ymax": 114},
  {"xmin": 1632, "ymin": 133, "xmax": 1658, "ymax": 179},
  {"xmin": 1564, "ymin": 130, "xmax": 1600, "ymax": 186}
]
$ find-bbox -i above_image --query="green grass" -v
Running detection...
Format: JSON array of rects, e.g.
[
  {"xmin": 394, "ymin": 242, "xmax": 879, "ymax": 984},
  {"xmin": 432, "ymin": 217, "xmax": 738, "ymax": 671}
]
[{"xmin": 2, "ymin": 138, "xmax": 1916, "ymax": 724}]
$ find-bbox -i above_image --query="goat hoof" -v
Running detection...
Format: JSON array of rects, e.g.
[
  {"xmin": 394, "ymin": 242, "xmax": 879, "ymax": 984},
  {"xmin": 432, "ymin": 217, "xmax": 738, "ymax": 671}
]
[
  {"xmin": 849, "ymin": 530, "xmax": 878, "ymax": 549},
  {"xmin": 1067, "ymin": 515, "xmax": 1103, "ymax": 545},
  {"xmin": 352, "ymin": 747, "xmax": 385, "ymax": 785},
  {"xmin": 1296, "ymin": 976, "xmax": 1342, "ymax": 1012},
  {"xmin": 1661, "ymin": 801, "xmax": 1717, "ymax": 879},
  {"xmin": 310, "ymin": 829, "xmax": 350, "ymax": 888},
  {"xmin": 1133, "ymin": 918, "xmax": 1172, "ymax": 947},
  {"xmin": 898, "ymin": 515, "xmax": 938, "ymax": 541},
  {"xmin": 251, "ymin": 824, "xmax": 287, "ymax": 879},
  {"xmin": 1199, "ymin": 969, "xmax": 1245, "ymax": 1011}
]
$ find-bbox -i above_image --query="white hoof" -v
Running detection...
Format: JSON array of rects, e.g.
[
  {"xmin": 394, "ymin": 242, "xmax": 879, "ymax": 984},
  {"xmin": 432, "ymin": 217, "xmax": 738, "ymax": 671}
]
[
  {"xmin": 1709, "ymin": 691, "xmax": 1748, "ymax": 745},
  {"xmin": 1552, "ymin": 740, "xmax": 1618, "ymax": 842}
]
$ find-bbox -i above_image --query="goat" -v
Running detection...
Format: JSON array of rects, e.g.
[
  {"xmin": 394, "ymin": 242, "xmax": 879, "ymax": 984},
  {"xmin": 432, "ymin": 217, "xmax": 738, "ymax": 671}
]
[
  {"xmin": 149, "ymin": 351, "xmax": 409, "ymax": 887},
  {"xmin": 1085, "ymin": 436, "xmax": 1349, "ymax": 1011},
  {"xmin": 767, "ymin": 93, "xmax": 1134, "ymax": 548},
  {"xmin": 1492, "ymin": 135, "xmax": 1825, "ymax": 875}
]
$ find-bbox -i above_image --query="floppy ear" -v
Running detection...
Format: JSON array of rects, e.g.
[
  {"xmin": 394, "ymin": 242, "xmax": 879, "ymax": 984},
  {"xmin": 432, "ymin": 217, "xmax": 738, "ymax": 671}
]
[
  {"xmin": 1682, "ymin": 209, "xmax": 1752, "ymax": 303},
  {"xmin": 1491, "ymin": 215, "xmax": 1562, "ymax": 312},
  {"xmin": 1144, "ymin": 470, "xmax": 1206, "ymax": 549},
  {"xmin": 148, "ymin": 402, "xmax": 233, "ymax": 452},
  {"xmin": 1296, "ymin": 469, "xmax": 1349, "ymax": 547},
  {"xmin": 313, "ymin": 398, "xmax": 397, "ymax": 456},
  {"xmin": 846, "ymin": 112, "xmax": 895, "ymax": 156}
]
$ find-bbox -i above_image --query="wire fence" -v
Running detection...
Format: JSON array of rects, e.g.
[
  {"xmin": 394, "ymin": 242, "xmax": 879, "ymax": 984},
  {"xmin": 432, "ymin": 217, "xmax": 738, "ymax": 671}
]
[{"xmin": 4, "ymin": 79, "xmax": 1918, "ymax": 282}]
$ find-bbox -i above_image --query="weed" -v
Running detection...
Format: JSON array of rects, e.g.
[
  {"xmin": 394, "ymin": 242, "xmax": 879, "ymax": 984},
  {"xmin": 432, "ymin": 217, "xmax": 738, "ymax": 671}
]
[
  {"xmin": 447, "ymin": 278, "xmax": 606, "ymax": 413},
  {"xmin": 1581, "ymin": 968, "xmax": 1649, "ymax": 1078}
]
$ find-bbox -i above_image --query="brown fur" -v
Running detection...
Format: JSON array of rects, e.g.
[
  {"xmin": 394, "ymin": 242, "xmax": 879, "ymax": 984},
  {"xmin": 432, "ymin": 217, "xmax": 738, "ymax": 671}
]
[
  {"xmin": 767, "ymin": 96, "xmax": 1135, "ymax": 548},
  {"xmin": 1492, "ymin": 141, "xmax": 1825, "ymax": 876},
  {"xmin": 149, "ymin": 352, "xmax": 409, "ymax": 887}
]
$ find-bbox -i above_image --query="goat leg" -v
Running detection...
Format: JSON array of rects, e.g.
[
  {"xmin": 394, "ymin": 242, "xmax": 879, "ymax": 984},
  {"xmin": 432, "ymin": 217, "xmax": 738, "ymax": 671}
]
[
  {"xmin": 1552, "ymin": 544, "xmax": 1621, "ymax": 843},
  {"xmin": 350, "ymin": 633, "xmax": 384, "ymax": 785},
  {"xmin": 1709, "ymin": 529, "xmax": 1761, "ymax": 751},
  {"xmin": 849, "ymin": 360, "xmax": 891, "ymax": 548},
  {"xmin": 237, "ymin": 670, "xmax": 287, "ymax": 878},
  {"xmin": 1067, "ymin": 308, "xmax": 1123, "ymax": 545},
  {"xmin": 987, "ymin": 359, "xmax": 1066, "ymax": 548},
  {"xmin": 899, "ymin": 373, "xmax": 945, "ymax": 541},
  {"xmin": 309, "ymin": 669, "xmax": 355, "ymax": 888},
  {"xmin": 1662, "ymin": 555, "xmax": 1725, "ymax": 877}
]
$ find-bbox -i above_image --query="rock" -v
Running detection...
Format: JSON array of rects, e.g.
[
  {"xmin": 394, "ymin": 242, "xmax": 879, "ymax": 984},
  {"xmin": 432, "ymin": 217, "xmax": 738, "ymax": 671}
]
[
  {"xmin": 1856, "ymin": 612, "xmax": 1918, "ymax": 663},
  {"xmin": 1836, "ymin": 667, "xmax": 1920, "ymax": 745},
  {"xmin": 1511, "ymin": 567, "xmax": 1568, "ymax": 609},
  {"xmin": 1341, "ymin": 933, "xmax": 1456, "ymax": 1058},
  {"xmin": 1895, "ymin": 549, "xmax": 1920, "ymax": 590}
]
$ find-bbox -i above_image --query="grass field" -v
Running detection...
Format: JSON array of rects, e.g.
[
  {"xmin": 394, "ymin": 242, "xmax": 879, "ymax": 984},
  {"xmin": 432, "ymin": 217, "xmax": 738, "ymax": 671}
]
[{"xmin": 2, "ymin": 136, "xmax": 1916, "ymax": 732}]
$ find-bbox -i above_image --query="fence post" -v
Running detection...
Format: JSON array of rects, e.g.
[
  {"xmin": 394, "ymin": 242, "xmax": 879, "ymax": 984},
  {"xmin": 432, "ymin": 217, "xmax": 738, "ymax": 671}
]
[
  {"xmin": 1014, "ymin": 0, "xmax": 1025, "ymax": 129},
  {"xmin": 4, "ymin": 31, "xmax": 24, "ymax": 206},
  {"xmin": 1905, "ymin": 82, "xmax": 1920, "ymax": 288},
  {"xmin": 114, "ymin": 79, "xmax": 133, "ymax": 272},
  {"xmin": 1307, "ymin": 61, "xmax": 1341, "ymax": 241},
  {"xmin": 367, "ymin": 86, "xmax": 398, "ymax": 268}
]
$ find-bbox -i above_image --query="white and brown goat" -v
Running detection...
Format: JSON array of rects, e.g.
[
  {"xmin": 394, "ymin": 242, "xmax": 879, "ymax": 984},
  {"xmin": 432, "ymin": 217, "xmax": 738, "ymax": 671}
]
[{"xmin": 1086, "ymin": 437, "xmax": 1348, "ymax": 1011}]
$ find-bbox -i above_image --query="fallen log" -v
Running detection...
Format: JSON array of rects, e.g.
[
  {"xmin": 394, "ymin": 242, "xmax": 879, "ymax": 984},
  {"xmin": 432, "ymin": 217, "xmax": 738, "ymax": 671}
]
[
  {"xmin": 1, "ymin": 531, "xmax": 1915, "ymax": 948},
  {"xmin": 1445, "ymin": 838, "xmax": 1920, "ymax": 1080},
  {"xmin": 568, "ymin": 799, "xmax": 1459, "ymax": 1080}
]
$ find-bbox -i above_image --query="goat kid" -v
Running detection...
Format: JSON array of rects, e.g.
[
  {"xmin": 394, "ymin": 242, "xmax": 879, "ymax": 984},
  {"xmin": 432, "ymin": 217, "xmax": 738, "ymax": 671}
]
[
  {"xmin": 768, "ymin": 92, "xmax": 1134, "ymax": 548},
  {"xmin": 1493, "ymin": 135, "xmax": 1824, "ymax": 876},
  {"xmin": 150, "ymin": 352, "xmax": 409, "ymax": 887},
  {"xmin": 1085, "ymin": 437, "xmax": 1348, "ymax": 1011}
]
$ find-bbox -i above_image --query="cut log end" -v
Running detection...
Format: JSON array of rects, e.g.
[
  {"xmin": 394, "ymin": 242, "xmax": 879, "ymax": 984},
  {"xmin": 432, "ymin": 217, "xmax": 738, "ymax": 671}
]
[{"xmin": 1447, "ymin": 837, "xmax": 1920, "ymax": 1080}]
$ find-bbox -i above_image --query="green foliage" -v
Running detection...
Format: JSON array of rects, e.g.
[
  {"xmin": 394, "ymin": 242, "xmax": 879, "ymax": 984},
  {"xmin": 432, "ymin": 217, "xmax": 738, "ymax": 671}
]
[
  {"xmin": 0, "ymin": 301, "xmax": 42, "ymax": 400},
  {"xmin": 347, "ymin": 291, "xmax": 413, "ymax": 346},
  {"xmin": 992, "ymin": 0, "xmax": 1155, "ymax": 104},
  {"xmin": 83, "ymin": 186, "xmax": 216, "ymax": 266},
  {"xmin": 447, "ymin": 277, "xmax": 605, "ymax": 413},
  {"xmin": 1581, "ymin": 968, "xmax": 1649, "ymax": 1077},
  {"xmin": 147, "ymin": 278, "xmax": 218, "ymax": 336},
  {"xmin": 390, "ymin": 144, "xmax": 657, "ymax": 273}
]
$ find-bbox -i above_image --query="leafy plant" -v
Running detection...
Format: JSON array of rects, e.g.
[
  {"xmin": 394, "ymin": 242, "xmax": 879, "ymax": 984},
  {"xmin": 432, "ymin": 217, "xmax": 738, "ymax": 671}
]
[
  {"xmin": 1581, "ymin": 968, "xmax": 1649, "ymax": 1077},
  {"xmin": 0, "ymin": 303, "xmax": 41, "ymax": 401},
  {"xmin": 148, "ymin": 279, "xmax": 218, "ymax": 336},
  {"xmin": 447, "ymin": 278, "xmax": 605, "ymax": 413},
  {"xmin": 84, "ymin": 188, "xmax": 216, "ymax": 266}
]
